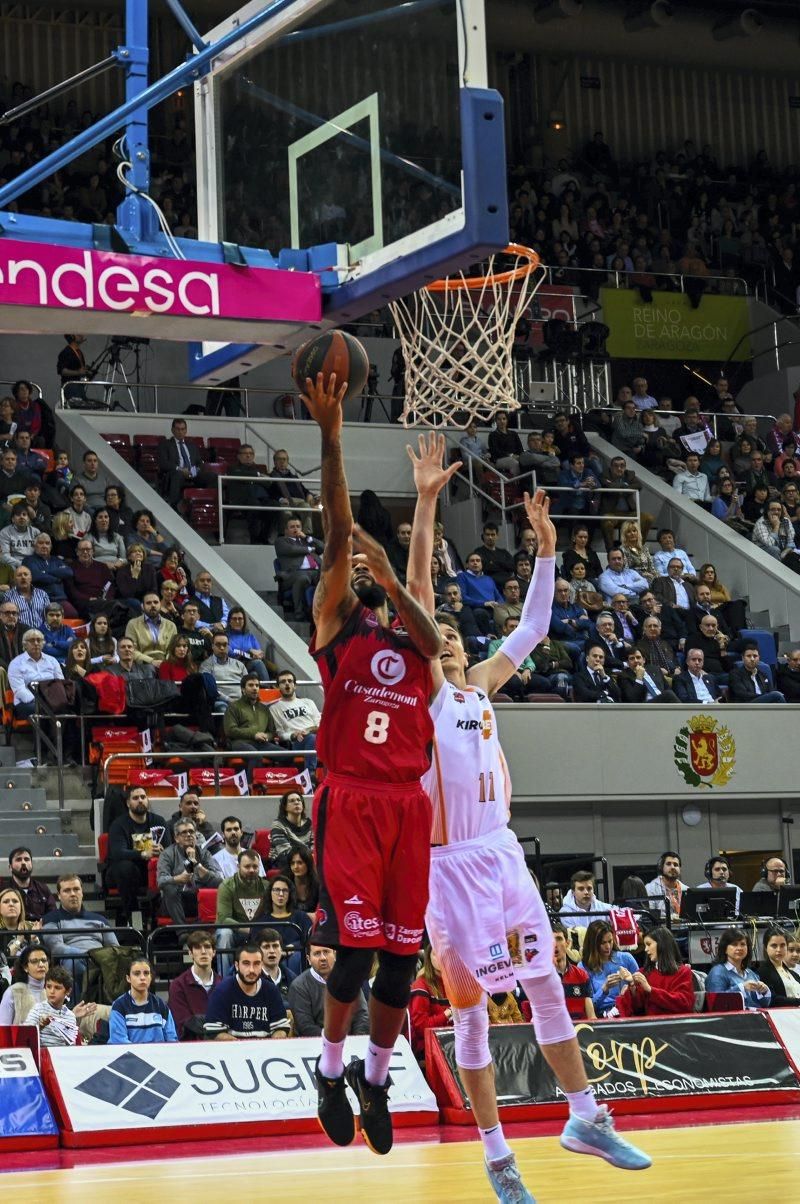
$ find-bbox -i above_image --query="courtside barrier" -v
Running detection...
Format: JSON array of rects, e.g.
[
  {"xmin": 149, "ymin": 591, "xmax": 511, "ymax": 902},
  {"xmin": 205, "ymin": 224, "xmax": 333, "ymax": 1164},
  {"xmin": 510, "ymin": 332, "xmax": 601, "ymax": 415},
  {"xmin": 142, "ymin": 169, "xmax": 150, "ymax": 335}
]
[
  {"xmin": 0, "ymin": 1026, "xmax": 58, "ymax": 1151},
  {"xmin": 425, "ymin": 1013, "xmax": 800, "ymax": 1123},
  {"xmin": 43, "ymin": 1035, "xmax": 436, "ymax": 1148}
]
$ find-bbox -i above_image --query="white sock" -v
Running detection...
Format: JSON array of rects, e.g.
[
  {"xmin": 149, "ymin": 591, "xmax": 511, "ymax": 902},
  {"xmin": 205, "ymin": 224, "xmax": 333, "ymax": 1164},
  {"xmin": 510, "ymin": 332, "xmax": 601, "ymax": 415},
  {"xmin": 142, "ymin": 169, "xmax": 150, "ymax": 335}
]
[
  {"xmin": 566, "ymin": 1087, "xmax": 599, "ymax": 1122},
  {"xmin": 319, "ymin": 1035, "xmax": 345, "ymax": 1079},
  {"xmin": 364, "ymin": 1041, "xmax": 393, "ymax": 1086},
  {"xmin": 480, "ymin": 1123, "xmax": 512, "ymax": 1164}
]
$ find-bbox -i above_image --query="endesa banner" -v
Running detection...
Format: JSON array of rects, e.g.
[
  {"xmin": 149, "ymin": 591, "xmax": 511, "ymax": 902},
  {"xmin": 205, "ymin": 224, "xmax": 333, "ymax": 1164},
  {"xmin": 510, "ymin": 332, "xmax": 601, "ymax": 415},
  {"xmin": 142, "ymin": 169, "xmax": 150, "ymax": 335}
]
[
  {"xmin": 428, "ymin": 1013, "xmax": 800, "ymax": 1121},
  {"xmin": 0, "ymin": 1028, "xmax": 59, "ymax": 1150},
  {"xmin": 45, "ymin": 1036, "xmax": 436, "ymax": 1147}
]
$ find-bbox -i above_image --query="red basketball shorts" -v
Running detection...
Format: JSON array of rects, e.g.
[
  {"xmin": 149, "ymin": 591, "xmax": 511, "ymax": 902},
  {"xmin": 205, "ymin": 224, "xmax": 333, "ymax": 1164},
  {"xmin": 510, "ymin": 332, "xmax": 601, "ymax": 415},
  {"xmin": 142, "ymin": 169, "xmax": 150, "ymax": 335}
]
[{"xmin": 312, "ymin": 772, "xmax": 432, "ymax": 956}]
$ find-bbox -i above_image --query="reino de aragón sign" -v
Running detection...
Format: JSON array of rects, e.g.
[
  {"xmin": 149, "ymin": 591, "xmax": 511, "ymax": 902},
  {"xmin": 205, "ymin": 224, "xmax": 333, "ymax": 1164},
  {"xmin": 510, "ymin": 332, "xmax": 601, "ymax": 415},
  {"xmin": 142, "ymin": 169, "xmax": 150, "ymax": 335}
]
[{"xmin": 601, "ymin": 288, "xmax": 751, "ymax": 361}]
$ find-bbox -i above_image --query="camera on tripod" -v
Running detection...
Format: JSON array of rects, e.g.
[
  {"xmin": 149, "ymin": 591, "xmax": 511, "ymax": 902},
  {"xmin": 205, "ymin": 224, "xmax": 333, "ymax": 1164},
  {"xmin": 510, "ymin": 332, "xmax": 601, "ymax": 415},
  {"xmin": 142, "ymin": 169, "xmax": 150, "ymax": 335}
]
[{"xmin": 110, "ymin": 336, "xmax": 150, "ymax": 348}]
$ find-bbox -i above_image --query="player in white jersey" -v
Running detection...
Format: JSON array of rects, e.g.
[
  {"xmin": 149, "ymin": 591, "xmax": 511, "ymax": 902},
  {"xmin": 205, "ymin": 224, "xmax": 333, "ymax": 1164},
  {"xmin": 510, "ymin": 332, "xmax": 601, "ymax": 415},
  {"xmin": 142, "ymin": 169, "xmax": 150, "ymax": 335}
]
[{"xmin": 407, "ymin": 435, "xmax": 651, "ymax": 1204}]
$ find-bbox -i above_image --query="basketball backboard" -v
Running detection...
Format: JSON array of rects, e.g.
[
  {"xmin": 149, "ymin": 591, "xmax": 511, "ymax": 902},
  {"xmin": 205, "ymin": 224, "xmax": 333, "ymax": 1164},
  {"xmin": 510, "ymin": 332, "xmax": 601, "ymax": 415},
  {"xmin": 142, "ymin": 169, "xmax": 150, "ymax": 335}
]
[{"xmin": 189, "ymin": 0, "xmax": 508, "ymax": 382}]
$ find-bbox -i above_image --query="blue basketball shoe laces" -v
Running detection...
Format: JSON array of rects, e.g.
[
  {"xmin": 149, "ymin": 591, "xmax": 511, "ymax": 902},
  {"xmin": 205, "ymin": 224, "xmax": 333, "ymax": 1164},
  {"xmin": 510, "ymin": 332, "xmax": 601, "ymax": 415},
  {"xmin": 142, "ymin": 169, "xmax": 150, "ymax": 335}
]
[{"xmin": 484, "ymin": 1152, "xmax": 536, "ymax": 1203}]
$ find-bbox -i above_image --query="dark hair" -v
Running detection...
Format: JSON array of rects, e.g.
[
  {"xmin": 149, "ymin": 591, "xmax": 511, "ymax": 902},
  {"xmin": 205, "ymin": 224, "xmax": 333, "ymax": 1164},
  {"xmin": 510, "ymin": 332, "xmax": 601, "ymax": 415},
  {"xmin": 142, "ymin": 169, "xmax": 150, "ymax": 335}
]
[
  {"xmin": 11, "ymin": 380, "xmax": 33, "ymax": 400},
  {"xmin": 87, "ymin": 613, "xmax": 115, "ymax": 657},
  {"xmin": 551, "ymin": 922, "xmax": 569, "ymax": 939},
  {"xmin": 278, "ymin": 789, "xmax": 306, "ymax": 823},
  {"xmin": 46, "ymin": 965, "xmax": 73, "ymax": 991},
  {"xmin": 276, "ymin": 668, "xmax": 296, "ymax": 683},
  {"xmin": 65, "ymin": 639, "xmax": 90, "ymax": 678},
  {"xmin": 644, "ymin": 926, "xmax": 682, "ymax": 974},
  {"xmin": 236, "ymin": 942, "xmax": 262, "ymax": 959},
  {"xmin": 12, "ymin": 945, "xmax": 48, "ymax": 982},
  {"xmin": 616, "ymin": 875, "xmax": 647, "ymax": 903},
  {"xmin": 220, "ymin": 815, "xmax": 241, "ymax": 831},
  {"xmin": 581, "ymin": 920, "xmax": 617, "ymax": 972},
  {"xmin": 186, "ymin": 929, "xmax": 216, "ymax": 951},
  {"xmin": 132, "ymin": 508, "xmax": 156, "ymax": 528},
  {"xmin": 269, "ymin": 873, "xmax": 297, "ymax": 912},
  {"xmin": 762, "ymin": 925, "xmax": 790, "ymax": 964},
  {"xmin": 125, "ymin": 783, "xmax": 148, "ymax": 801},
  {"xmin": 307, "ymin": 933, "xmax": 334, "ymax": 951},
  {"xmin": 570, "ymin": 869, "xmax": 595, "ymax": 887},
  {"xmin": 8, "ymin": 846, "xmax": 31, "ymax": 866},
  {"xmin": 126, "ymin": 957, "xmax": 152, "ymax": 978},
  {"xmin": 89, "ymin": 509, "xmax": 113, "ymax": 540},
  {"xmin": 287, "ymin": 846, "xmax": 320, "ymax": 909},
  {"xmin": 227, "ymin": 606, "xmax": 249, "ymax": 632},
  {"xmin": 258, "ymin": 928, "xmax": 282, "ymax": 946},
  {"xmin": 657, "ymin": 528, "xmax": 674, "ymax": 541},
  {"xmin": 238, "ymin": 848, "xmax": 259, "ymax": 863},
  {"xmin": 714, "ymin": 927, "xmax": 753, "ymax": 969},
  {"xmin": 657, "ymin": 851, "xmax": 681, "ymax": 873}
]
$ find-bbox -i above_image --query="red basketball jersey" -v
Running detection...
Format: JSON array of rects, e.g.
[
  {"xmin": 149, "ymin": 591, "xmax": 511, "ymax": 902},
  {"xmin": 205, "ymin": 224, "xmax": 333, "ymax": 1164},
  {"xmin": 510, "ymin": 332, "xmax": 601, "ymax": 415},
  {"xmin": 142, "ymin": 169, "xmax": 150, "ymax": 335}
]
[{"xmin": 311, "ymin": 604, "xmax": 434, "ymax": 783}]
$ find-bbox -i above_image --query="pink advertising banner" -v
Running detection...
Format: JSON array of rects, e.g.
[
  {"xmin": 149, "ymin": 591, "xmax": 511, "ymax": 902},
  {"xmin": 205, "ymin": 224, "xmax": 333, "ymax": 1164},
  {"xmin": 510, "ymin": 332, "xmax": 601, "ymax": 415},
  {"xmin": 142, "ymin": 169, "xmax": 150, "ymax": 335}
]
[{"xmin": 0, "ymin": 239, "xmax": 321, "ymax": 323}]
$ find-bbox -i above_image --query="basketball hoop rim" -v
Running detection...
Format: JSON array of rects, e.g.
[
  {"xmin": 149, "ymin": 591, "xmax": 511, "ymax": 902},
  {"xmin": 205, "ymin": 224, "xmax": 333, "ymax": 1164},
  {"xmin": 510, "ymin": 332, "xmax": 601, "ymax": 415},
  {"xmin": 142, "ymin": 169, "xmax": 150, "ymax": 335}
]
[{"xmin": 424, "ymin": 243, "xmax": 541, "ymax": 293}]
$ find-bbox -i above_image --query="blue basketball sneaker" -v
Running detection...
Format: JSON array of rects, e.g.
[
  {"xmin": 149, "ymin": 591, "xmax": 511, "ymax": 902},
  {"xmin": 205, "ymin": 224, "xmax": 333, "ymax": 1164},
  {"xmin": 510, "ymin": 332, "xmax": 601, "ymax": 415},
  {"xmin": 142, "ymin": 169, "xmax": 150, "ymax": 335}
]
[
  {"xmin": 560, "ymin": 1105, "xmax": 652, "ymax": 1170},
  {"xmin": 484, "ymin": 1153, "xmax": 536, "ymax": 1203}
]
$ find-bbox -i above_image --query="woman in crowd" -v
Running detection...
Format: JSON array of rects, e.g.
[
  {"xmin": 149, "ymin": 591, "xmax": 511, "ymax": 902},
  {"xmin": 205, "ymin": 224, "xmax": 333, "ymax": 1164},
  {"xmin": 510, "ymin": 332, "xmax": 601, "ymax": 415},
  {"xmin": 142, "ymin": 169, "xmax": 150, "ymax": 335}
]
[
  {"xmin": 566, "ymin": 560, "xmax": 603, "ymax": 616},
  {"xmin": 64, "ymin": 639, "xmax": 91, "ymax": 683},
  {"xmin": 0, "ymin": 945, "xmax": 49, "ymax": 1024},
  {"xmin": 11, "ymin": 380, "xmax": 46, "ymax": 445},
  {"xmin": 115, "ymin": 542, "xmax": 158, "ymax": 608},
  {"xmin": 288, "ymin": 848, "xmax": 320, "ymax": 914},
  {"xmin": 741, "ymin": 483, "xmax": 770, "ymax": 528},
  {"xmin": 409, "ymin": 944, "xmax": 452, "ymax": 1062},
  {"xmin": 580, "ymin": 920, "xmax": 639, "ymax": 1017},
  {"xmin": 751, "ymin": 499, "xmax": 800, "ymax": 573},
  {"xmin": 158, "ymin": 546, "xmax": 192, "ymax": 605},
  {"xmin": 560, "ymin": 524, "xmax": 603, "ymax": 580},
  {"xmin": 269, "ymin": 791, "xmax": 314, "ymax": 868},
  {"xmin": 614, "ymin": 927, "xmax": 694, "ymax": 1016},
  {"xmin": 226, "ymin": 607, "xmax": 269, "ymax": 681},
  {"xmin": 128, "ymin": 510, "xmax": 165, "ymax": 566},
  {"xmin": 104, "ymin": 485, "xmax": 134, "ymax": 539},
  {"xmin": 0, "ymin": 888, "xmax": 40, "ymax": 963},
  {"xmin": 109, "ymin": 958, "xmax": 178, "ymax": 1044},
  {"xmin": 90, "ymin": 509, "xmax": 126, "ymax": 569},
  {"xmin": 158, "ymin": 634, "xmax": 196, "ymax": 683},
  {"xmin": 706, "ymin": 928, "xmax": 771, "ymax": 1008},
  {"xmin": 0, "ymin": 395, "xmax": 16, "ymax": 439},
  {"xmin": 699, "ymin": 438, "xmax": 726, "ymax": 484},
  {"xmin": 87, "ymin": 613, "xmax": 117, "ymax": 666},
  {"xmin": 731, "ymin": 434, "xmax": 756, "ymax": 479},
  {"xmin": 620, "ymin": 520, "xmax": 656, "ymax": 583},
  {"xmin": 710, "ymin": 480, "xmax": 749, "ymax": 533},
  {"xmin": 696, "ymin": 562, "xmax": 748, "ymax": 630},
  {"xmin": 758, "ymin": 927, "xmax": 800, "ymax": 1006},
  {"xmin": 50, "ymin": 510, "xmax": 75, "ymax": 559},
  {"xmin": 65, "ymin": 485, "xmax": 92, "ymax": 540},
  {"xmin": 259, "ymin": 874, "xmax": 312, "ymax": 943},
  {"xmin": 158, "ymin": 579, "xmax": 183, "ymax": 625}
]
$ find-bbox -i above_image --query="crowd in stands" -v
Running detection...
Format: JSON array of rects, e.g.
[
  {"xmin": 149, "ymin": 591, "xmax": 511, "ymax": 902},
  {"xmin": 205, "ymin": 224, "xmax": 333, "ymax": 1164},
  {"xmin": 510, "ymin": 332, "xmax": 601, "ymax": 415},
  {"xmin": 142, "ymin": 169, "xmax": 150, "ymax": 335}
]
[
  {"xmin": 508, "ymin": 131, "xmax": 800, "ymax": 309},
  {"xmin": 4, "ymin": 829, "xmax": 798, "ymax": 1052}
]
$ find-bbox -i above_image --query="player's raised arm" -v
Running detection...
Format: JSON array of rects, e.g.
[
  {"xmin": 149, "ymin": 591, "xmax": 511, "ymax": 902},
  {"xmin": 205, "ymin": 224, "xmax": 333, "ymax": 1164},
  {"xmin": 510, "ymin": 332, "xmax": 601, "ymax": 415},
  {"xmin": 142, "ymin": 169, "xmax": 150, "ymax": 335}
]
[
  {"xmin": 352, "ymin": 524, "xmax": 443, "ymax": 658},
  {"xmin": 301, "ymin": 372, "xmax": 355, "ymax": 640},
  {"xmin": 406, "ymin": 433, "xmax": 462, "ymax": 615},
  {"xmin": 469, "ymin": 489, "xmax": 557, "ymax": 697}
]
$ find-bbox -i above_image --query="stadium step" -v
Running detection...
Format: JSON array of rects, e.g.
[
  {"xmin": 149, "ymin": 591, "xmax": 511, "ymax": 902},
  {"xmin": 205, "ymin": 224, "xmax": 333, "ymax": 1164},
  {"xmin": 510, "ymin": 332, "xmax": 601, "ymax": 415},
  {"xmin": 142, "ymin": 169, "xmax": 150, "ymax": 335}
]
[
  {"xmin": 0, "ymin": 812, "xmax": 63, "ymax": 832},
  {"xmin": 0, "ymin": 786, "xmax": 48, "ymax": 810}
]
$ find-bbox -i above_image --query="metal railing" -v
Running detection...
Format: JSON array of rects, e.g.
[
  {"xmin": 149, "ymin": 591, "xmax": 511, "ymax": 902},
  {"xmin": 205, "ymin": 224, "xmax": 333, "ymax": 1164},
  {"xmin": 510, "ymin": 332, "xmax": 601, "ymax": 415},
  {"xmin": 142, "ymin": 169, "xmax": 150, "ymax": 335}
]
[
  {"xmin": 542, "ymin": 263, "xmax": 752, "ymax": 297},
  {"xmin": 216, "ymin": 473, "xmax": 322, "ymax": 544},
  {"xmin": 0, "ymin": 378, "xmax": 45, "ymax": 400},
  {"xmin": 147, "ymin": 920, "xmax": 307, "ymax": 984},
  {"xmin": 449, "ymin": 454, "xmax": 641, "ymax": 530},
  {"xmin": 640, "ymin": 407, "xmax": 778, "ymax": 442}
]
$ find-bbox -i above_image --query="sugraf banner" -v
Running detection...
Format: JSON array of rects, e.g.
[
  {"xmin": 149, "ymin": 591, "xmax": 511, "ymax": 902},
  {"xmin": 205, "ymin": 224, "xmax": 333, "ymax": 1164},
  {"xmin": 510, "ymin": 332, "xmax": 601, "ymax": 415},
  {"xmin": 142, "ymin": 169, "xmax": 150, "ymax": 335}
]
[
  {"xmin": 46, "ymin": 1036, "xmax": 436, "ymax": 1141},
  {"xmin": 601, "ymin": 287, "xmax": 751, "ymax": 361},
  {"xmin": 0, "ymin": 1034, "xmax": 58, "ymax": 1146},
  {"xmin": 433, "ymin": 1013, "xmax": 798, "ymax": 1109}
]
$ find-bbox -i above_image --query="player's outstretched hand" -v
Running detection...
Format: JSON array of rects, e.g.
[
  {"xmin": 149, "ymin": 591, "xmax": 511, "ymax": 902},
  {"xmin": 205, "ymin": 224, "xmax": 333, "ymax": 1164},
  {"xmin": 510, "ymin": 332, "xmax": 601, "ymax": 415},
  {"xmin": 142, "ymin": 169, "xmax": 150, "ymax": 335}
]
[
  {"xmin": 300, "ymin": 371, "xmax": 348, "ymax": 434},
  {"xmin": 522, "ymin": 488, "xmax": 556, "ymax": 558},
  {"xmin": 407, "ymin": 432, "xmax": 462, "ymax": 499},
  {"xmin": 352, "ymin": 523, "xmax": 398, "ymax": 590}
]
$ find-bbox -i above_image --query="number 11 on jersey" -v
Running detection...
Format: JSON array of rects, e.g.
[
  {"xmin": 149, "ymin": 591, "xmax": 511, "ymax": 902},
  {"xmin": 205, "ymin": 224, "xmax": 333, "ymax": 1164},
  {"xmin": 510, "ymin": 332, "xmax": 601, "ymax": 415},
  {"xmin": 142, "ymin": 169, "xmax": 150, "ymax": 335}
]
[{"xmin": 478, "ymin": 771, "xmax": 495, "ymax": 803}]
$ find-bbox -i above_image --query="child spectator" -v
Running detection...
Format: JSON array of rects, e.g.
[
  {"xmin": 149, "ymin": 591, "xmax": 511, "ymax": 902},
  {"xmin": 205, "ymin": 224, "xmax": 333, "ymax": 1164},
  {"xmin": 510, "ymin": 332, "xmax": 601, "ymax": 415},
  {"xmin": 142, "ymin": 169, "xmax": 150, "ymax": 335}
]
[
  {"xmin": 24, "ymin": 965, "xmax": 95, "ymax": 1046},
  {"xmin": 109, "ymin": 957, "xmax": 178, "ymax": 1044}
]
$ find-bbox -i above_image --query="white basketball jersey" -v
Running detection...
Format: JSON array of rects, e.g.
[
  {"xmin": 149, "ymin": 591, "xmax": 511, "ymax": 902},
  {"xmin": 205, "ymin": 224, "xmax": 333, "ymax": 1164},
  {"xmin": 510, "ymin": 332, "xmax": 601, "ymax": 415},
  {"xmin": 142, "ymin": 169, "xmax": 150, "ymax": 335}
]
[{"xmin": 422, "ymin": 680, "xmax": 512, "ymax": 846}]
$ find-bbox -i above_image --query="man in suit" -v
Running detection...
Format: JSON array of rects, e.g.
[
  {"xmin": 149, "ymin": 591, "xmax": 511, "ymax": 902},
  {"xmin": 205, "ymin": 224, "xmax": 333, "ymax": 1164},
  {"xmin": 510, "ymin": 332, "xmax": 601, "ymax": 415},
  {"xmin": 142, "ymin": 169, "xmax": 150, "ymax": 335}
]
[
  {"xmin": 635, "ymin": 615, "xmax": 680, "ymax": 680},
  {"xmin": 158, "ymin": 417, "xmax": 215, "ymax": 508},
  {"xmin": 608, "ymin": 593, "xmax": 640, "ymax": 644},
  {"xmin": 633, "ymin": 591, "xmax": 686, "ymax": 649},
  {"xmin": 686, "ymin": 583, "xmax": 733, "ymax": 637},
  {"xmin": 125, "ymin": 592, "xmax": 178, "ymax": 664},
  {"xmin": 592, "ymin": 611, "xmax": 629, "ymax": 671},
  {"xmin": 652, "ymin": 557, "xmax": 696, "ymax": 612},
  {"xmin": 619, "ymin": 648, "xmax": 680, "ymax": 703},
  {"xmin": 728, "ymin": 644, "xmax": 786, "ymax": 703},
  {"xmin": 673, "ymin": 648, "xmax": 722, "ymax": 703},
  {"xmin": 573, "ymin": 644, "xmax": 621, "ymax": 703},
  {"xmin": 685, "ymin": 613, "xmax": 735, "ymax": 680},
  {"xmin": 776, "ymin": 648, "xmax": 800, "ymax": 702},
  {"xmin": 273, "ymin": 514, "xmax": 324, "ymax": 619}
]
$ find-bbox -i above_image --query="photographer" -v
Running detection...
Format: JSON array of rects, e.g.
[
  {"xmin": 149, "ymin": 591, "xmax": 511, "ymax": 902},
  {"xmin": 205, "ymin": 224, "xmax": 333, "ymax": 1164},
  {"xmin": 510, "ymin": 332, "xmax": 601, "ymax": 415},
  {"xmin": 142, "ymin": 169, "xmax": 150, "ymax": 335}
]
[{"xmin": 156, "ymin": 818, "xmax": 222, "ymax": 926}]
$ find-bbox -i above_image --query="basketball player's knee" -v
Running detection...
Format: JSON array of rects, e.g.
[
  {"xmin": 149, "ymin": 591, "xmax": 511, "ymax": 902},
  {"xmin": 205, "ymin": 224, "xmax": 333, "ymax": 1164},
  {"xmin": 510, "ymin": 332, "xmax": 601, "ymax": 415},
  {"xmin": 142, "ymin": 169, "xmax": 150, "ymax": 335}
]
[
  {"xmin": 452, "ymin": 1003, "xmax": 490, "ymax": 1070},
  {"xmin": 326, "ymin": 947, "xmax": 374, "ymax": 1005},
  {"xmin": 371, "ymin": 950, "xmax": 417, "ymax": 1010},
  {"xmin": 521, "ymin": 964, "xmax": 577, "ymax": 1046}
]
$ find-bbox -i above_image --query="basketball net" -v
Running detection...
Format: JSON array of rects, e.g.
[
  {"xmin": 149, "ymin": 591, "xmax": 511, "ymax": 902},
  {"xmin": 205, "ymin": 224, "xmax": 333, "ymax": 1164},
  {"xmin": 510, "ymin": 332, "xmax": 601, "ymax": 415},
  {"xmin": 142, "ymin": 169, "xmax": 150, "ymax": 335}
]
[{"xmin": 389, "ymin": 244, "xmax": 543, "ymax": 428}]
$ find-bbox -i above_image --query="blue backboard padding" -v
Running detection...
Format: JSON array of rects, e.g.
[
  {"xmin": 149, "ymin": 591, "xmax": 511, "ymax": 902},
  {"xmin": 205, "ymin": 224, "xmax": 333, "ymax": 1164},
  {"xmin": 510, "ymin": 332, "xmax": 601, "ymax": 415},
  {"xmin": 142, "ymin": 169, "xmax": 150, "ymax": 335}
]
[{"xmin": 0, "ymin": 1073, "xmax": 58, "ymax": 1137}]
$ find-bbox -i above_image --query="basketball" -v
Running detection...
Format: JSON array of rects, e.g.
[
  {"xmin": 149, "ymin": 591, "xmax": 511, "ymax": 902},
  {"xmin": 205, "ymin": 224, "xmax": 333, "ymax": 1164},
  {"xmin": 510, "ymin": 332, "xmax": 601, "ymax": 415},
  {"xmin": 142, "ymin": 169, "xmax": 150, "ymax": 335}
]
[{"xmin": 291, "ymin": 329, "xmax": 370, "ymax": 402}]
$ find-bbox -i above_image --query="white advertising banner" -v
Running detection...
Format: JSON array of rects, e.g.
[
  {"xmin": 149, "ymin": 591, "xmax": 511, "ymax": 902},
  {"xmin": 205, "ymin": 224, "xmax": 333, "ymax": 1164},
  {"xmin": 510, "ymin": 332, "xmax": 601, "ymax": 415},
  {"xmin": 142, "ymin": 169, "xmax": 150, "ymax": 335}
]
[
  {"xmin": 47, "ymin": 1036, "xmax": 436, "ymax": 1132},
  {"xmin": 768, "ymin": 1011, "xmax": 800, "ymax": 1071}
]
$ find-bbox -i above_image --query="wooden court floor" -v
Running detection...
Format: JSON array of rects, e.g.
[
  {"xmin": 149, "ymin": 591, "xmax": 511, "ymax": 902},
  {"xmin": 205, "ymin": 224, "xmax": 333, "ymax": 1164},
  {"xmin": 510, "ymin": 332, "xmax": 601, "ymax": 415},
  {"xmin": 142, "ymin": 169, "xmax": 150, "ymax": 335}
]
[{"xmin": 3, "ymin": 1119, "xmax": 798, "ymax": 1202}]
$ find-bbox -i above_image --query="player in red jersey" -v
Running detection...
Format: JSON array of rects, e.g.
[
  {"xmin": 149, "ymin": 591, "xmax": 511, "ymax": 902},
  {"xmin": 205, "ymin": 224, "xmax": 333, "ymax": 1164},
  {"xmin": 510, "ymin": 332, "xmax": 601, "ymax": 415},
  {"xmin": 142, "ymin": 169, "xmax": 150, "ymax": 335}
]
[{"xmin": 301, "ymin": 371, "xmax": 449, "ymax": 1156}]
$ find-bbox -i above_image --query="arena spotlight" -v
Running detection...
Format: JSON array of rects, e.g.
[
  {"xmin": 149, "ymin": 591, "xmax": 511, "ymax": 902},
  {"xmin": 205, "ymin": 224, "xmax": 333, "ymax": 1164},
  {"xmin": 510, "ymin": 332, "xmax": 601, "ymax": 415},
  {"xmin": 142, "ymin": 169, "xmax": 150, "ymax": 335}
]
[
  {"xmin": 548, "ymin": 110, "xmax": 567, "ymax": 131},
  {"xmin": 534, "ymin": 0, "xmax": 583, "ymax": 22},
  {"xmin": 623, "ymin": 2, "xmax": 673, "ymax": 33},
  {"xmin": 712, "ymin": 8, "xmax": 764, "ymax": 39}
]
